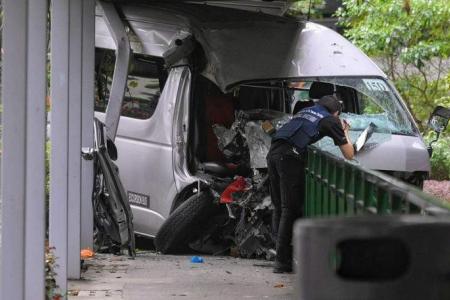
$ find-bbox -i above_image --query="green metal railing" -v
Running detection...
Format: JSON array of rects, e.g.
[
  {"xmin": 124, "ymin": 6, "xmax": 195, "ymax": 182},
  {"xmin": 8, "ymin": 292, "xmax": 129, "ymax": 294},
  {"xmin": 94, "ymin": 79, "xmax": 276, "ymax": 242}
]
[{"xmin": 305, "ymin": 146, "xmax": 450, "ymax": 217}]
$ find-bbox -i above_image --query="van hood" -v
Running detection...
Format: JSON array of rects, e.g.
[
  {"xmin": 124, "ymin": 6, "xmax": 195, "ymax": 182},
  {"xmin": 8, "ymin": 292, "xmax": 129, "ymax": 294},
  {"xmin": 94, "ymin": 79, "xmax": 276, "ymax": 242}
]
[
  {"xmin": 316, "ymin": 134, "xmax": 431, "ymax": 173},
  {"xmin": 97, "ymin": 2, "xmax": 386, "ymax": 91},
  {"xmin": 355, "ymin": 135, "xmax": 431, "ymax": 173}
]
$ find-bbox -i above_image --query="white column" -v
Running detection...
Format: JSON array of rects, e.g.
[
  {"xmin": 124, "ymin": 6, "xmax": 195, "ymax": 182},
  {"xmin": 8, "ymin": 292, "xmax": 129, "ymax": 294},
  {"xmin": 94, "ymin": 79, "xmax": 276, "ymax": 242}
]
[
  {"xmin": 1, "ymin": 0, "xmax": 48, "ymax": 299},
  {"xmin": 49, "ymin": 0, "xmax": 70, "ymax": 292},
  {"xmin": 80, "ymin": 0, "xmax": 95, "ymax": 251},
  {"xmin": 67, "ymin": 0, "xmax": 83, "ymax": 280}
]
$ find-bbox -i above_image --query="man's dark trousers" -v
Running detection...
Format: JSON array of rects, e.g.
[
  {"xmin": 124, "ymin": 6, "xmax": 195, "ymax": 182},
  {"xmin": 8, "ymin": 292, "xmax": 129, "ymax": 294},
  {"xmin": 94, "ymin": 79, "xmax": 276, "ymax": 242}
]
[{"xmin": 267, "ymin": 144, "xmax": 306, "ymax": 266}]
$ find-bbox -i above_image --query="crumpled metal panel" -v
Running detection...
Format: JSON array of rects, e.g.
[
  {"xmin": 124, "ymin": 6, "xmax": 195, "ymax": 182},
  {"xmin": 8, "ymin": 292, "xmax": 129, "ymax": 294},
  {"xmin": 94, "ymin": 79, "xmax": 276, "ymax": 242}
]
[
  {"xmin": 128, "ymin": 21, "xmax": 191, "ymax": 58},
  {"xmin": 200, "ymin": 21, "xmax": 385, "ymax": 91},
  {"xmin": 213, "ymin": 124, "xmax": 238, "ymax": 152},
  {"xmin": 97, "ymin": 3, "xmax": 386, "ymax": 91},
  {"xmin": 96, "ymin": 5, "xmax": 190, "ymax": 56},
  {"xmin": 244, "ymin": 121, "xmax": 272, "ymax": 168}
]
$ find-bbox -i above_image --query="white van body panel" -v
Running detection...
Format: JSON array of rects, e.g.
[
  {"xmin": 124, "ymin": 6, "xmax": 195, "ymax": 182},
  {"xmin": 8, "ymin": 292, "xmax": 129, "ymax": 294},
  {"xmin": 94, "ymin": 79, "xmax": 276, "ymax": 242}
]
[{"xmin": 95, "ymin": 66, "xmax": 194, "ymax": 237}]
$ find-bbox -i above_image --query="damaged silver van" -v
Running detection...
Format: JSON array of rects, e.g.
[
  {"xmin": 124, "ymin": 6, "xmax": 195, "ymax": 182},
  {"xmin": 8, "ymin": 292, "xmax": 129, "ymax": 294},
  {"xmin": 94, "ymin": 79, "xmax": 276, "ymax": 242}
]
[{"xmin": 94, "ymin": 1, "xmax": 447, "ymax": 252}]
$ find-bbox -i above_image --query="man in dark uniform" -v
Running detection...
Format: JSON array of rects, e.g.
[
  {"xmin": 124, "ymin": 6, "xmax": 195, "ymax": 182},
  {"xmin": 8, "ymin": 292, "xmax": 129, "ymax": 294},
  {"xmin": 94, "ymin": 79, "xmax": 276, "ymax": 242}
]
[{"xmin": 267, "ymin": 94, "xmax": 354, "ymax": 273}]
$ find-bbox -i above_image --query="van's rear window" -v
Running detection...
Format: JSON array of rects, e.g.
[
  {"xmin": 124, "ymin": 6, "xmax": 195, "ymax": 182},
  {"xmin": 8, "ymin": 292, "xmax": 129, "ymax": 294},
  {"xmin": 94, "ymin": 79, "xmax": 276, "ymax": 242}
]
[{"xmin": 94, "ymin": 48, "xmax": 167, "ymax": 120}]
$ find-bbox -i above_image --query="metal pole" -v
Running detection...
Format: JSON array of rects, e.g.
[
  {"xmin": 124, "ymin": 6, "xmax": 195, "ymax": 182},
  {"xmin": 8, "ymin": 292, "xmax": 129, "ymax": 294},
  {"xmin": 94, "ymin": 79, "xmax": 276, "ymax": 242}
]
[
  {"xmin": 50, "ymin": 0, "xmax": 70, "ymax": 293},
  {"xmin": 1, "ymin": 0, "xmax": 48, "ymax": 299},
  {"xmin": 80, "ymin": 0, "xmax": 95, "ymax": 251}
]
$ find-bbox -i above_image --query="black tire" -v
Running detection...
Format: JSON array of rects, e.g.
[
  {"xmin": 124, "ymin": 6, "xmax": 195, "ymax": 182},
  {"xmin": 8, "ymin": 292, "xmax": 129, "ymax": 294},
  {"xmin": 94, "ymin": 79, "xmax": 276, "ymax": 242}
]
[{"xmin": 155, "ymin": 191, "xmax": 218, "ymax": 254}]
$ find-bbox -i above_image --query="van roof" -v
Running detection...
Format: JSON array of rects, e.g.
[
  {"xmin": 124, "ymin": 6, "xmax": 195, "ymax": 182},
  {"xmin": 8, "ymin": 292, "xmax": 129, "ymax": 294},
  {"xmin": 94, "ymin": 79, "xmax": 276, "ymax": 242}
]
[{"xmin": 96, "ymin": 2, "xmax": 386, "ymax": 91}]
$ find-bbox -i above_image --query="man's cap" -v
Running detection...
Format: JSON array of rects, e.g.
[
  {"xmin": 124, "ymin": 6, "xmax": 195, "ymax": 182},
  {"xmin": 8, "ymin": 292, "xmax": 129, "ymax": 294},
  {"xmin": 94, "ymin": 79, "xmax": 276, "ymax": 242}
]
[{"xmin": 318, "ymin": 95, "xmax": 342, "ymax": 114}]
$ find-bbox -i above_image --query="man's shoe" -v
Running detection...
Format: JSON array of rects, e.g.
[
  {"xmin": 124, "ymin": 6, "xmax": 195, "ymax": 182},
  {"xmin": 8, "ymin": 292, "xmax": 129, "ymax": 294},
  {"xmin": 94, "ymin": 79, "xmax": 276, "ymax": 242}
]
[{"xmin": 273, "ymin": 262, "xmax": 292, "ymax": 274}]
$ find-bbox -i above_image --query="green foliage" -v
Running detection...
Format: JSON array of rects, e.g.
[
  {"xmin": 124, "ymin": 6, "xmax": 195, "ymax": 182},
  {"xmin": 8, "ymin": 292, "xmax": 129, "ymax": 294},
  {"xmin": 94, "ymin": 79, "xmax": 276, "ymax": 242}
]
[
  {"xmin": 425, "ymin": 132, "xmax": 450, "ymax": 180},
  {"xmin": 288, "ymin": 0, "xmax": 326, "ymax": 18},
  {"xmin": 336, "ymin": 0, "xmax": 450, "ymax": 65},
  {"xmin": 45, "ymin": 246, "xmax": 63, "ymax": 300},
  {"xmin": 336, "ymin": 0, "xmax": 450, "ymax": 128},
  {"xmin": 395, "ymin": 73, "xmax": 450, "ymax": 124}
]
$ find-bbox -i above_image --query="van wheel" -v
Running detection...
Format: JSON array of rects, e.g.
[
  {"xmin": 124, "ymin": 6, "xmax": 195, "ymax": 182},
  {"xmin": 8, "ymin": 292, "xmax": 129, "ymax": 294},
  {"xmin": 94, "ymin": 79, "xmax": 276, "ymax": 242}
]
[{"xmin": 155, "ymin": 191, "xmax": 218, "ymax": 254}]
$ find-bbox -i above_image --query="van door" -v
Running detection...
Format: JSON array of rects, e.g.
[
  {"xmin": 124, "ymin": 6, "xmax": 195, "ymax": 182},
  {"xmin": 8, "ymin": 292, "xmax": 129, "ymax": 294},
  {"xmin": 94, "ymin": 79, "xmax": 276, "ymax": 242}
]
[{"xmin": 95, "ymin": 47, "xmax": 191, "ymax": 237}]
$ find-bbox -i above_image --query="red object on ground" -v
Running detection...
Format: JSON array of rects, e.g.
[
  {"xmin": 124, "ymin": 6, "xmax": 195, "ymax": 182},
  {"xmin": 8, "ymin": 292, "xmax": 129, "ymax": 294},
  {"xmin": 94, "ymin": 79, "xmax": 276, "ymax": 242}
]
[
  {"xmin": 80, "ymin": 248, "xmax": 95, "ymax": 259},
  {"xmin": 220, "ymin": 176, "xmax": 248, "ymax": 204}
]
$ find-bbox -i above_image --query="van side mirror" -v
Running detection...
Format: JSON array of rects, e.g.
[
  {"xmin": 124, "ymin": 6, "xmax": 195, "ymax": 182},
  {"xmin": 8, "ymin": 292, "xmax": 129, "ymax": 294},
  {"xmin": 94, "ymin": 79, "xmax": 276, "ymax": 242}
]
[
  {"xmin": 427, "ymin": 106, "xmax": 450, "ymax": 133},
  {"xmin": 427, "ymin": 106, "xmax": 450, "ymax": 156}
]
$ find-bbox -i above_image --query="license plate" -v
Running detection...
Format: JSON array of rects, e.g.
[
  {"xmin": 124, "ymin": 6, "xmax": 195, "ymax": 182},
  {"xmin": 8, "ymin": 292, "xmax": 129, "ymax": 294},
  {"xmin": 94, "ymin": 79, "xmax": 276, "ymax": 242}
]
[{"xmin": 127, "ymin": 191, "xmax": 150, "ymax": 208}]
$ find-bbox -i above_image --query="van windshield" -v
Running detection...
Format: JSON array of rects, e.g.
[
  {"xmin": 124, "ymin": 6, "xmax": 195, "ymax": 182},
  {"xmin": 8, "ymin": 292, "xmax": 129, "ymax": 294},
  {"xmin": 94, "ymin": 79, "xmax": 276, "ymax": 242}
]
[{"xmin": 289, "ymin": 77, "xmax": 416, "ymax": 135}]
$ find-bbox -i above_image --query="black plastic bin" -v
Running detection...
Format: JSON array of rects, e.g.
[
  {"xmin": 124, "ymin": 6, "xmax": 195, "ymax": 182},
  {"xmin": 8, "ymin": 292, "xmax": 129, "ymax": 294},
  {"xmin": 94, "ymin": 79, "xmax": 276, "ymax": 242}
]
[{"xmin": 293, "ymin": 215, "xmax": 450, "ymax": 300}]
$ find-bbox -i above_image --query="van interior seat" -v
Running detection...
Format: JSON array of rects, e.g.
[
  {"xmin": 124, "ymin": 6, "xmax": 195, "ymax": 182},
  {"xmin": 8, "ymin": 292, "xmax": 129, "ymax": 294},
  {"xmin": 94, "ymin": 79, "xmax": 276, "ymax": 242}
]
[
  {"xmin": 204, "ymin": 93, "xmax": 236, "ymax": 163},
  {"xmin": 200, "ymin": 161, "xmax": 240, "ymax": 177}
]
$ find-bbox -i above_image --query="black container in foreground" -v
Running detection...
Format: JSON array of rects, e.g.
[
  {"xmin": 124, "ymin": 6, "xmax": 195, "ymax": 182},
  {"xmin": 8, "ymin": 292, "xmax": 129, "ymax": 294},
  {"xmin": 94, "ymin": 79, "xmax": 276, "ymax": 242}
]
[{"xmin": 293, "ymin": 215, "xmax": 450, "ymax": 300}]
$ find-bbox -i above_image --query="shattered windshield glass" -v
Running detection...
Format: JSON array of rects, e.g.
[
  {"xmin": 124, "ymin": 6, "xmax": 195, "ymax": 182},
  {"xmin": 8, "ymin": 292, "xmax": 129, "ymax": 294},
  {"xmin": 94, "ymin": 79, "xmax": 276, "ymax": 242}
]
[
  {"xmin": 290, "ymin": 77, "xmax": 415, "ymax": 135},
  {"xmin": 286, "ymin": 77, "xmax": 417, "ymax": 158},
  {"xmin": 321, "ymin": 77, "xmax": 415, "ymax": 135}
]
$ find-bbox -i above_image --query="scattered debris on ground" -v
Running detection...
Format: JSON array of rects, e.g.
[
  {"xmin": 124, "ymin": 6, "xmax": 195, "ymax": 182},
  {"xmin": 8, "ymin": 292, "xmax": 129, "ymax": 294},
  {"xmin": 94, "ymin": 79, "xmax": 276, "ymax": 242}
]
[{"xmin": 68, "ymin": 252, "xmax": 294, "ymax": 300}]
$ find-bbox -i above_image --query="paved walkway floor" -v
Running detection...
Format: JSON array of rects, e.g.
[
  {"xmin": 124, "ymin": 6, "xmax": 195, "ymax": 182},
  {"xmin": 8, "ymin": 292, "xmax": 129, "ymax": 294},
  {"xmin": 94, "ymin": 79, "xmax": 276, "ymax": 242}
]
[{"xmin": 68, "ymin": 252, "xmax": 294, "ymax": 300}]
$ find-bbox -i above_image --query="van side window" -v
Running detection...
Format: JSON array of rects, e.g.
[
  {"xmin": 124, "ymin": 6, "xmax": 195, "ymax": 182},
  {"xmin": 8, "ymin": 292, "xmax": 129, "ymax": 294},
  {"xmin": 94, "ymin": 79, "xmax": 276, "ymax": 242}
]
[{"xmin": 95, "ymin": 48, "xmax": 167, "ymax": 120}]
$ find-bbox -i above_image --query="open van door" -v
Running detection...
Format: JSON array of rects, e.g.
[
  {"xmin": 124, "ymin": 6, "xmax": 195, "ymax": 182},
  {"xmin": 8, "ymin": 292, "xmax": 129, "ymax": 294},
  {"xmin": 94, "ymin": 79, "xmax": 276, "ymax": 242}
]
[
  {"xmin": 100, "ymin": 2, "xmax": 131, "ymax": 142},
  {"xmin": 85, "ymin": 1, "xmax": 135, "ymax": 255},
  {"xmin": 83, "ymin": 119, "xmax": 136, "ymax": 256}
]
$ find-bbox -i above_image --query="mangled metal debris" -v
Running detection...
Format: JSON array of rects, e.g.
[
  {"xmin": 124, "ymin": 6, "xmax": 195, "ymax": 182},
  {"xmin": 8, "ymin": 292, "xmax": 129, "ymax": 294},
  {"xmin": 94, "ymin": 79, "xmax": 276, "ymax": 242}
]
[
  {"xmin": 155, "ymin": 105, "xmax": 394, "ymax": 259},
  {"xmin": 191, "ymin": 111, "xmax": 280, "ymax": 259}
]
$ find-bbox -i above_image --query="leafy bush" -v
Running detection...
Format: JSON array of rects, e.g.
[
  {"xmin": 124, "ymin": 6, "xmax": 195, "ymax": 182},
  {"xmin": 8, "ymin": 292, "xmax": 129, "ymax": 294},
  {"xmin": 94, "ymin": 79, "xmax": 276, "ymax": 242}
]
[
  {"xmin": 395, "ymin": 73, "xmax": 450, "ymax": 130},
  {"xmin": 45, "ymin": 246, "xmax": 63, "ymax": 300},
  {"xmin": 288, "ymin": 0, "xmax": 325, "ymax": 17},
  {"xmin": 425, "ymin": 132, "xmax": 450, "ymax": 180}
]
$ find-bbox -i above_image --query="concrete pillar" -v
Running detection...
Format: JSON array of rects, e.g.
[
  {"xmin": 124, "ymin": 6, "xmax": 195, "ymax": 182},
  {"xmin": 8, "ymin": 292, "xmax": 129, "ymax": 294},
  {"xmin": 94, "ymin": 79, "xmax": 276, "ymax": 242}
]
[
  {"xmin": 67, "ymin": 0, "xmax": 83, "ymax": 280},
  {"xmin": 49, "ymin": 0, "xmax": 70, "ymax": 291},
  {"xmin": 1, "ymin": 0, "xmax": 48, "ymax": 299},
  {"xmin": 80, "ymin": 0, "xmax": 95, "ymax": 251},
  {"xmin": 50, "ymin": 0, "xmax": 96, "ymax": 284}
]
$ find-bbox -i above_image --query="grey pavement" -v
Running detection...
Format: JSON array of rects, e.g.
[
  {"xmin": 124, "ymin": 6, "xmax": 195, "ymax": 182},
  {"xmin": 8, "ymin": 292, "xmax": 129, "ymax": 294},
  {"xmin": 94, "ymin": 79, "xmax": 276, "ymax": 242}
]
[{"xmin": 68, "ymin": 252, "xmax": 294, "ymax": 300}]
